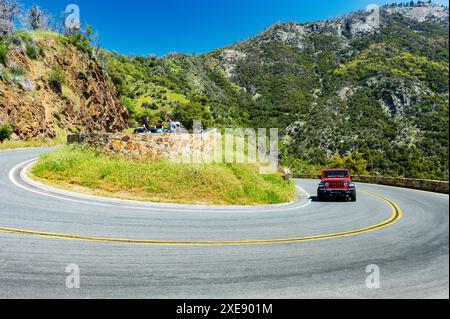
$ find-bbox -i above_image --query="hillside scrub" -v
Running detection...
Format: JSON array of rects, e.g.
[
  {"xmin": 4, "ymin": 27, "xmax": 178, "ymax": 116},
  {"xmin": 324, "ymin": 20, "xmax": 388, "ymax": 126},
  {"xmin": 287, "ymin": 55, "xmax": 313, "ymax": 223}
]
[
  {"xmin": 0, "ymin": 39, "xmax": 7, "ymax": 64},
  {"xmin": 0, "ymin": 25, "xmax": 129, "ymax": 142},
  {"xmin": 48, "ymin": 67, "xmax": 67, "ymax": 93},
  {"xmin": 0, "ymin": 122, "xmax": 13, "ymax": 142},
  {"xmin": 31, "ymin": 146, "xmax": 297, "ymax": 206}
]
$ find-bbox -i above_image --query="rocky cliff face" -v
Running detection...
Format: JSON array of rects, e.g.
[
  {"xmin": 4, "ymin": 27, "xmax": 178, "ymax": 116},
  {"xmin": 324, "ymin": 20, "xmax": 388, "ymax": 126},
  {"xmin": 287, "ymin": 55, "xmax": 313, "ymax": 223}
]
[
  {"xmin": 212, "ymin": 3, "xmax": 449, "ymax": 81},
  {"xmin": 385, "ymin": 3, "xmax": 449, "ymax": 22},
  {"xmin": 0, "ymin": 32, "xmax": 129, "ymax": 140}
]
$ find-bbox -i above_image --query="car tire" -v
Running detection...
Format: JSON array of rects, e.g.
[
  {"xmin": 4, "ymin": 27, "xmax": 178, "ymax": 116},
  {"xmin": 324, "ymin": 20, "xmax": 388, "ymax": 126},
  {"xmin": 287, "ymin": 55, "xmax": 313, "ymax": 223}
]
[{"xmin": 351, "ymin": 193, "xmax": 357, "ymax": 202}]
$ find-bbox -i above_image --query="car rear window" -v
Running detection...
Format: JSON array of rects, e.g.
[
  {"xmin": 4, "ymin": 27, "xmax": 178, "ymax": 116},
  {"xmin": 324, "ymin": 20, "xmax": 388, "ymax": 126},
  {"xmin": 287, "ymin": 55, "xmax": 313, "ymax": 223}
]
[{"xmin": 323, "ymin": 171, "xmax": 349, "ymax": 178}]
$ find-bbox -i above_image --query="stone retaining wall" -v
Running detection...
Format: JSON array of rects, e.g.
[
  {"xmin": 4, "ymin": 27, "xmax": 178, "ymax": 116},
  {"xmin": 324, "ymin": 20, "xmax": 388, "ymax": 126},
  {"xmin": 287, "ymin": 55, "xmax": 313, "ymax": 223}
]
[
  {"xmin": 295, "ymin": 174, "xmax": 449, "ymax": 194},
  {"xmin": 68, "ymin": 132, "xmax": 220, "ymax": 162}
]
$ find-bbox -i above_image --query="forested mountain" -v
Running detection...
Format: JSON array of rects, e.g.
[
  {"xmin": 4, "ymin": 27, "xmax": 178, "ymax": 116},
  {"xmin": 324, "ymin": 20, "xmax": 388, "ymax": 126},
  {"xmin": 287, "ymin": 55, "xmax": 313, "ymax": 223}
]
[
  {"xmin": 104, "ymin": 2, "xmax": 449, "ymax": 180},
  {"xmin": 1, "ymin": 1, "xmax": 448, "ymax": 180}
]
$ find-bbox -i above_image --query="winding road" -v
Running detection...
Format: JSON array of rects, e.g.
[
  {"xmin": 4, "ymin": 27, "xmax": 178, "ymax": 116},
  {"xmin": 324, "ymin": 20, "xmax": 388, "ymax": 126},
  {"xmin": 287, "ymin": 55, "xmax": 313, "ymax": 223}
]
[{"xmin": 0, "ymin": 148, "xmax": 448, "ymax": 298}]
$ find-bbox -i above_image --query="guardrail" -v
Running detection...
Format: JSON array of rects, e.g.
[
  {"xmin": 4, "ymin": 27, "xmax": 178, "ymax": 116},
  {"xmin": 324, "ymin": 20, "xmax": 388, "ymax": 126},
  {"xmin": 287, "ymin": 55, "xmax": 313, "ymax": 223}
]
[{"xmin": 294, "ymin": 174, "xmax": 449, "ymax": 194}]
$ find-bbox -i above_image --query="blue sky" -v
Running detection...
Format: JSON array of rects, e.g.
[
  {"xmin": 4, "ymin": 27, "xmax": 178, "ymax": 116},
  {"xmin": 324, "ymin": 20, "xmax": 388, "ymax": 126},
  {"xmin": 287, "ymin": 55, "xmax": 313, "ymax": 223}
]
[{"xmin": 21, "ymin": 0, "xmax": 449, "ymax": 56}]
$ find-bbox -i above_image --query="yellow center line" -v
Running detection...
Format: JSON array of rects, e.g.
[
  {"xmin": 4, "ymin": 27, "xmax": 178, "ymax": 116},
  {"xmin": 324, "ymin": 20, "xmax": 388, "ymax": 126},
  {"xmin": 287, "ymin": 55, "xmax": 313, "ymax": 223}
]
[{"xmin": 0, "ymin": 190, "xmax": 403, "ymax": 246}]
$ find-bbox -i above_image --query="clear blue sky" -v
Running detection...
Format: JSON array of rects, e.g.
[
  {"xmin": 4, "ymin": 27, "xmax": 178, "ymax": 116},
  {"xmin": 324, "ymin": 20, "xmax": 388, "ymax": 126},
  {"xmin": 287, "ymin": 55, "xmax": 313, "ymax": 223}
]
[{"xmin": 21, "ymin": 0, "xmax": 449, "ymax": 56}]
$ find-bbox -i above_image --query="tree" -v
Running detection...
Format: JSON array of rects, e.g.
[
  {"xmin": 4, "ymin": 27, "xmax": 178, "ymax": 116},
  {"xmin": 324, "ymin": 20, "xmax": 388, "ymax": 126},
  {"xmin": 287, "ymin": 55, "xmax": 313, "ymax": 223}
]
[
  {"xmin": 25, "ymin": 5, "xmax": 50, "ymax": 31},
  {"xmin": 173, "ymin": 102, "xmax": 213, "ymax": 130},
  {"xmin": 0, "ymin": 0, "xmax": 21, "ymax": 36}
]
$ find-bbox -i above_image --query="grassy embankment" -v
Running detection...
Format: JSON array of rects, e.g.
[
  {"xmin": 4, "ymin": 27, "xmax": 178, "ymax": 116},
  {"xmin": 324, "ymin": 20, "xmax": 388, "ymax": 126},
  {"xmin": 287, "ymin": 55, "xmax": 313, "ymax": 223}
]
[
  {"xmin": 0, "ymin": 135, "xmax": 66, "ymax": 151},
  {"xmin": 31, "ymin": 145, "xmax": 297, "ymax": 206}
]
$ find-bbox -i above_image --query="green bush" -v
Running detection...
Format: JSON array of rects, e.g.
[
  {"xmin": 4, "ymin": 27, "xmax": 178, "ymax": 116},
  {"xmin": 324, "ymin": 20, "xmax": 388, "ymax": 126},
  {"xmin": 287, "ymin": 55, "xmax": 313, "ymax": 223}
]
[
  {"xmin": 0, "ymin": 68, "xmax": 12, "ymax": 83},
  {"xmin": 10, "ymin": 31, "xmax": 32, "ymax": 45},
  {"xmin": 8, "ymin": 33, "xmax": 25, "ymax": 47},
  {"xmin": 48, "ymin": 67, "xmax": 67, "ymax": 93},
  {"xmin": 61, "ymin": 34, "xmax": 91, "ymax": 54},
  {"xmin": 0, "ymin": 41, "xmax": 8, "ymax": 65},
  {"xmin": 25, "ymin": 44, "xmax": 40, "ymax": 60},
  {"xmin": 10, "ymin": 65, "xmax": 26, "ymax": 86},
  {"xmin": 120, "ymin": 96, "xmax": 137, "ymax": 118},
  {"xmin": 76, "ymin": 70, "xmax": 92, "ymax": 80},
  {"xmin": 0, "ymin": 123, "xmax": 13, "ymax": 143},
  {"xmin": 173, "ymin": 102, "xmax": 213, "ymax": 130}
]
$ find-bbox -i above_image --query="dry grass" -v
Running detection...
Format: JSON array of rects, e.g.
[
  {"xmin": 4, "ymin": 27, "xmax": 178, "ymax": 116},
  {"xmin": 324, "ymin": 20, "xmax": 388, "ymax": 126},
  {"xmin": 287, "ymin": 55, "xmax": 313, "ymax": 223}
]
[{"xmin": 0, "ymin": 135, "xmax": 65, "ymax": 150}]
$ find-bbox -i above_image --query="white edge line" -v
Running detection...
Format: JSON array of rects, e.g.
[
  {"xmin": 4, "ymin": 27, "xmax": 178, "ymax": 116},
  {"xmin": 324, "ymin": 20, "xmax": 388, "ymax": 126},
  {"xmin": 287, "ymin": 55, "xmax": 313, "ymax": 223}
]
[{"xmin": 9, "ymin": 159, "xmax": 313, "ymax": 213}]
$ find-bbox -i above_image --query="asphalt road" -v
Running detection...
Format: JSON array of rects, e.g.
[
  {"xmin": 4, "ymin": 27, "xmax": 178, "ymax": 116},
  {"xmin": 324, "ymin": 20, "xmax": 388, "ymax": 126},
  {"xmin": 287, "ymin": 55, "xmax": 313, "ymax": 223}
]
[{"xmin": 0, "ymin": 148, "xmax": 448, "ymax": 299}]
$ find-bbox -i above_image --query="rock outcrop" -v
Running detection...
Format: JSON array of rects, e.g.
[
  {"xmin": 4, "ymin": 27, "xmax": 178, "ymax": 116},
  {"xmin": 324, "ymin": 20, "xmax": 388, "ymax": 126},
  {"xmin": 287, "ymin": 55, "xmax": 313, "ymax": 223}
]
[{"xmin": 0, "ymin": 33, "xmax": 129, "ymax": 140}]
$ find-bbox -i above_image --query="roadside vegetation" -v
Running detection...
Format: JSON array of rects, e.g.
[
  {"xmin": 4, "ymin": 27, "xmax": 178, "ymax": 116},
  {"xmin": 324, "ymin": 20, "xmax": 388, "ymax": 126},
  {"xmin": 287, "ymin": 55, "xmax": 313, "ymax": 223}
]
[
  {"xmin": 31, "ymin": 146, "xmax": 297, "ymax": 206},
  {"xmin": 0, "ymin": 134, "xmax": 66, "ymax": 150},
  {"xmin": 0, "ymin": 122, "xmax": 13, "ymax": 143},
  {"xmin": 48, "ymin": 66, "xmax": 67, "ymax": 93}
]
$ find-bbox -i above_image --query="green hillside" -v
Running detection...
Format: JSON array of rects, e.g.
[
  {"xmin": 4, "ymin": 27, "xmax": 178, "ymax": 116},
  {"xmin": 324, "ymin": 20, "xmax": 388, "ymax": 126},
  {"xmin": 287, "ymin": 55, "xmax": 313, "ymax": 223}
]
[
  {"xmin": 101, "ymin": 3, "xmax": 449, "ymax": 180},
  {"xmin": 2, "ymin": 2, "xmax": 448, "ymax": 181}
]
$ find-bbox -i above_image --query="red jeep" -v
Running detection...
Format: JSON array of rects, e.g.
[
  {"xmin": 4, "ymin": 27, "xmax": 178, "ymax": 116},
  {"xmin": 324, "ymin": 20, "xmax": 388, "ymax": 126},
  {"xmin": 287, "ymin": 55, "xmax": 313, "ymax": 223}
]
[{"xmin": 317, "ymin": 169, "xmax": 356, "ymax": 202}]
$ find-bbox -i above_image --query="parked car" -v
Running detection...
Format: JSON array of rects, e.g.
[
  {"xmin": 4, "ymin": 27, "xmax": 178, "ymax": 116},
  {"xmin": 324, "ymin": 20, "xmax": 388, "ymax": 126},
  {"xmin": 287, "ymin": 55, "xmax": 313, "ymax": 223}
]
[
  {"xmin": 317, "ymin": 169, "xmax": 356, "ymax": 202},
  {"xmin": 134, "ymin": 122, "xmax": 188, "ymax": 134}
]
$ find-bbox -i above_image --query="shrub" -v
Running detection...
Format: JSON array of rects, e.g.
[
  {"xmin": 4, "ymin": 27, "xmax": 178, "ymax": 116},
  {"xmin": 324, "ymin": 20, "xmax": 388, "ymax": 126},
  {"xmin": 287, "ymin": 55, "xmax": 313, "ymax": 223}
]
[
  {"xmin": 0, "ymin": 41, "xmax": 8, "ymax": 65},
  {"xmin": 61, "ymin": 34, "xmax": 91, "ymax": 54},
  {"xmin": 0, "ymin": 68, "xmax": 12, "ymax": 83},
  {"xmin": 0, "ymin": 123, "xmax": 13, "ymax": 143},
  {"xmin": 25, "ymin": 44, "xmax": 40, "ymax": 60},
  {"xmin": 10, "ymin": 65, "xmax": 26, "ymax": 86},
  {"xmin": 173, "ymin": 102, "xmax": 213, "ymax": 130},
  {"xmin": 11, "ymin": 31, "xmax": 33, "ymax": 44},
  {"xmin": 76, "ymin": 70, "xmax": 91, "ymax": 80},
  {"xmin": 141, "ymin": 102, "xmax": 158, "ymax": 110},
  {"xmin": 48, "ymin": 67, "xmax": 67, "ymax": 93},
  {"xmin": 53, "ymin": 111, "xmax": 62, "ymax": 122},
  {"xmin": 120, "ymin": 96, "xmax": 137, "ymax": 119},
  {"xmin": 8, "ymin": 33, "xmax": 25, "ymax": 47}
]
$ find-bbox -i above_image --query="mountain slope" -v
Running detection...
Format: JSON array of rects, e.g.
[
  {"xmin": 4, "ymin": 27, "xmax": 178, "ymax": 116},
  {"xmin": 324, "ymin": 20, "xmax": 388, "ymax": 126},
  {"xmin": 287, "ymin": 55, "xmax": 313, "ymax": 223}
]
[
  {"xmin": 0, "ymin": 31, "xmax": 129, "ymax": 141},
  {"xmin": 1, "ymin": 2, "xmax": 447, "ymax": 180}
]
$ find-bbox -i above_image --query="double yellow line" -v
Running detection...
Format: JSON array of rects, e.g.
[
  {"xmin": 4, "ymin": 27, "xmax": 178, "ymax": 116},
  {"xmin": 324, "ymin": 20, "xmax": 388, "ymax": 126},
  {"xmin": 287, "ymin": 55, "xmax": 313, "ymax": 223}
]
[{"xmin": 0, "ymin": 191, "xmax": 403, "ymax": 246}]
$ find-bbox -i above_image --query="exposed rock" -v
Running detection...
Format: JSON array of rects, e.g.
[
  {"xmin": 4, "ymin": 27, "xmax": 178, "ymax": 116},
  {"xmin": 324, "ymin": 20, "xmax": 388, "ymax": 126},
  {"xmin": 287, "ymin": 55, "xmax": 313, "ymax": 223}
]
[
  {"xmin": 219, "ymin": 49, "xmax": 247, "ymax": 81},
  {"xmin": 338, "ymin": 86, "xmax": 356, "ymax": 100},
  {"xmin": 263, "ymin": 23, "xmax": 307, "ymax": 49},
  {"xmin": 386, "ymin": 4, "xmax": 449, "ymax": 22},
  {"xmin": 366, "ymin": 77, "xmax": 432, "ymax": 116},
  {"xmin": 0, "ymin": 34, "xmax": 129, "ymax": 140},
  {"xmin": 345, "ymin": 15, "xmax": 381, "ymax": 36}
]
